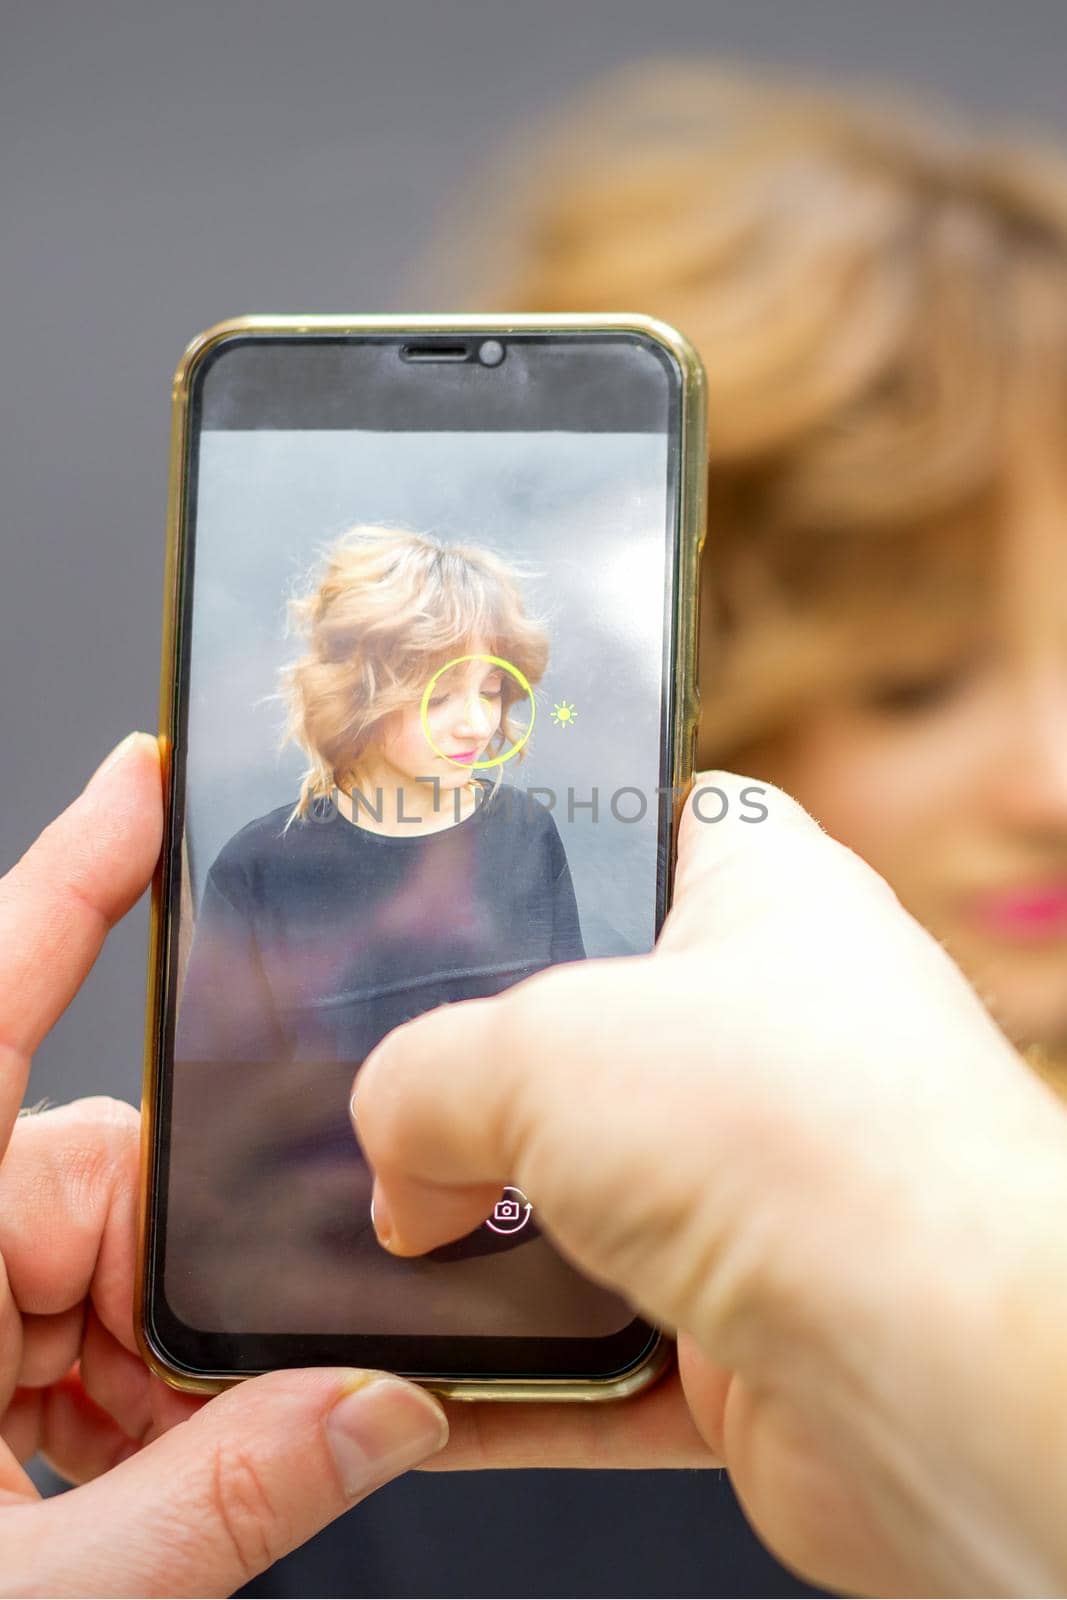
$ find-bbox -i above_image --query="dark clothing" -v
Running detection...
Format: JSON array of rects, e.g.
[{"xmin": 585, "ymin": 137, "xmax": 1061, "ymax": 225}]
[
  {"xmin": 237, "ymin": 1470, "xmax": 826, "ymax": 1599},
  {"xmin": 177, "ymin": 780, "xmax": 584, "ymax": 1063}
]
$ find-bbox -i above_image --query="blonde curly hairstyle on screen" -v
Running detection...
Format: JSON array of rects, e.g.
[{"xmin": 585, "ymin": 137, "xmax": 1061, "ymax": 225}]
[{"xmin": 280, "ymin": 525, "xmax": 549, "ymax": 820}]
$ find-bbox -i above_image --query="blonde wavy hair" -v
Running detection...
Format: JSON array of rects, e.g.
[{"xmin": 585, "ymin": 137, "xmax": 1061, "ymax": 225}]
[
  {"xmin": 281, "ymin": 525, "xmax": 549, "ymax": 820},
  {"xmin": 426, "ymin": 61, "xmax": 1067, "ymax": 764}
]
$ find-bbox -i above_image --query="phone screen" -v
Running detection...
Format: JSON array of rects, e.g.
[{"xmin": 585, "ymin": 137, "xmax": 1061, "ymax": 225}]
[{"xmin": 148, "ymin": 329, "xmax": 689, "ymax": 1383}]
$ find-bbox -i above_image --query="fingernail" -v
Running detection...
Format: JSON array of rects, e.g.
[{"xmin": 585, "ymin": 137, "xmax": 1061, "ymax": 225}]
[
  {"xmin": 370, "ymin": 1184, "xmax": 393, "ymax": 1248},
  {"xmin": 326, "ymin": 1376, "xmax": 448, "ymax": 1497},
  {"xmin": 88, "ymin": 731, "xmax": 149, "ymax": 787}
]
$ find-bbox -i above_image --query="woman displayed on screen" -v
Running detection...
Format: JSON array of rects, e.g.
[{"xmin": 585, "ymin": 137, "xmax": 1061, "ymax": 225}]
[{"xmin": 175, "ymin": 525, "xmax": 585, "ymax": 1064}]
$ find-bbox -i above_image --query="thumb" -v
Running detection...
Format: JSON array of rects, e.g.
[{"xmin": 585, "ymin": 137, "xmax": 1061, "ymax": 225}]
[{"xmin": 28, "ymin": 1368, "xmax": 447, "ymax": 1597}]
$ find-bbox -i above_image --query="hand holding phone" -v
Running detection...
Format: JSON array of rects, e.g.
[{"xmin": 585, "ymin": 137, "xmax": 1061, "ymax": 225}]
[
  {"xmin": 357, "ymin": 772, "xmax": 1067, "ymax": 1598},
  {"xmin": 0, "ymin": 736, "xmax": 448, "ymax": 1597}
]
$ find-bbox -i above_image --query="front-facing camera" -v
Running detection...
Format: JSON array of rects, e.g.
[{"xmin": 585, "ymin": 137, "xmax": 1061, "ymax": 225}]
[{"xmin": 478, "ymin": 339, "xmax": 505, "ymax": 367}]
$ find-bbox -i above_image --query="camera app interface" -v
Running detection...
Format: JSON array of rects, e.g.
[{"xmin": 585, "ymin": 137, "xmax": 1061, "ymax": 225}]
[{"xmin": 164, "ymin": 336, "xmax": 678, "ymax": 1344}]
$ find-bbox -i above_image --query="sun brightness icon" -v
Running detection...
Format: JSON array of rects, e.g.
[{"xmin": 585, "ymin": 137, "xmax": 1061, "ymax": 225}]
[{"xmin": 551, "ymin": 700, "xmax": 578, "ymax": 728}]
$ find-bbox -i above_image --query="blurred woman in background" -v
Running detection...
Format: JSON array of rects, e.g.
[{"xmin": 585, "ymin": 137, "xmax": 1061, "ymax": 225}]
[{"xmin": 441, "ymin": 61, "xmax": 1067, "ymax": 1081}]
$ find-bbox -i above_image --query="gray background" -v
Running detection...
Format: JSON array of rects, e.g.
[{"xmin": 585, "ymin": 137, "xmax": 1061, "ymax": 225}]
[
  {"xmin": 187, "ymin": 428, "xmax": 668, "ymax": 955},
  {"xmin": 6, "ymin": 0, "xmax": 1067, "ymax": 1112},
  {"xmin": 5, "ymin": 4, "xmax": 1067, "ymax": 1596}
]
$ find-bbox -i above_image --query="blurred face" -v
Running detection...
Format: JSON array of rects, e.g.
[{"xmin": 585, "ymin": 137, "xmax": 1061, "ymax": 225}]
[
  {"xmin": 377, "ymin": 654, "xmax": 505, "ymax": 791},
  {"xmin": 744, "ymin": 439, "xmax": 1067, "ymax": 1055}
]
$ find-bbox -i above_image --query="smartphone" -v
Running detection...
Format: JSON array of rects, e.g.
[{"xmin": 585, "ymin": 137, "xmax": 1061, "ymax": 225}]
[{"xmin": 137, "ymin": 314, "xmax": 706, "ymax": 1400}]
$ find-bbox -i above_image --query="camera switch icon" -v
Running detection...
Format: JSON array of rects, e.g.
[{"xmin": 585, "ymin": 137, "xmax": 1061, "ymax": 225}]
[{"xmin": 485, "ymin": 1185, "xmax": 533, "ymax": 1235}]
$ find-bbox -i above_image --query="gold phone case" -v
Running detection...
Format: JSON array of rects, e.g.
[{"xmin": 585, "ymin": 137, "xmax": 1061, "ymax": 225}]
[{"xmin": 136, "ymin": 313, "xmax": 707, "ymax": 1402}]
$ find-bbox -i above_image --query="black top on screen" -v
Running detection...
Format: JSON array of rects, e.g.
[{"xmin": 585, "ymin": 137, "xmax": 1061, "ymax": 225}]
[{"xmin": 176, "ymin": 780, "xmax": 584, "ymax": 1063}]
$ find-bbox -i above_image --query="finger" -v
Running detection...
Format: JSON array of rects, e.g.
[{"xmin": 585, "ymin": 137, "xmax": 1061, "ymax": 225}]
[
  {"xmin": 78, "ymin": 1306, "xmax": 208, "ymax": 1458},
  {"xmin": 1, "ymin": 1388, "xmax": 43, "ymax": 1477},
  {"xmin": 0, "ymin": 733, "xmax": 162, "ymax": 1147},
  {"xmin": 0, "ymin": 1099, "xmax": 141, "ymax": 1414},
  {"xmin": 427, "ymin": 1365, "xmax": 719, "ymax": 1471},
  {"xmin": 14, "ymin": 1305, "xmax": 85, "ymax": 1388},
  {"xmin": 351, "ymin": 769, "xmax": 865, "ymax": 1260},
  {"xmin": 40, "ymin": 1371, "xmax": 140, "ymax": 1483},
  {"xmin": 29, "ymin": 1364, "xmax": 205, "ymax": 1489},
  {"xmin": 352, "ymin": 774, "xmax": 819, "ymax": 1250},
  {"xmin": 0, "ymin": 1401, "xmax": 42, "ymax": 1498},
  {"xmin": 26, "ymin": 1369, "xmax": 448, "ymax": 1598},
  {"xmin": 676, "ymin": 1330, "xmax": 735, "ymax": 1460},
  {"xmin": 3, "ymin": 1369, "xmax": 136, "ymax": 1483},
  {"xmin": 2, "ymin": 1358, "xmax": 203, "ymax": 1490},
  {"xmin": 0, "ymin": 1254, "xmax": 20, "ymax": 1418},
  {"xmin": 353, "ymin": 961, "xmax": 606, "ymax": 1255},
  {"xmin": 78, "ymin": 1306, "xmax": 155, "ymax": 1443},
  {"xmin": 353, "ymin": 950, "xmax": 720, "ymax": 1334}
]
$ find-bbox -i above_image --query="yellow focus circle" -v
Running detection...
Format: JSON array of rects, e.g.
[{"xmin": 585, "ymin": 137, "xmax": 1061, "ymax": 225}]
[{"xmin": 419, "ymin": 653, "xmax": 536, "ymax": 770}]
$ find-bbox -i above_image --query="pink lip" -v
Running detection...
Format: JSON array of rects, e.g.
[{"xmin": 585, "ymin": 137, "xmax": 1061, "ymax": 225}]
[
  {"xmin": 968, "ymin": 881, "xmax": 1067, "ymax": 941},
  {"xmin": 447, "ymin": 749, "xmax": 480, "ymax": 763}
]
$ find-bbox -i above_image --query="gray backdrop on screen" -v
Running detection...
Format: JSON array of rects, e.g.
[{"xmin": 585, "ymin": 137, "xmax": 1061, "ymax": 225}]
[{"xmin": 187, "ymin": 429, "xmax": 668, "ymax": 955}]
